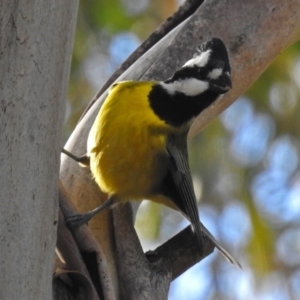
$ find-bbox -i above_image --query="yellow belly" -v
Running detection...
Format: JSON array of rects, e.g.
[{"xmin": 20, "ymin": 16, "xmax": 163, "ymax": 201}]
[{"xmin": 88, "ymin": 81, "xmax": 172, "ymax": 200}]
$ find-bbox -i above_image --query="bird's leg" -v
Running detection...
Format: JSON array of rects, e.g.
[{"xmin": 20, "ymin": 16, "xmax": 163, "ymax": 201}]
[
  {"xmin": 66, "ymin": 196, "xmax": 114, "ymax": 228},
  {"xmin": 61, "ymin": 148, "xmax": 90, "ymax": 167}
]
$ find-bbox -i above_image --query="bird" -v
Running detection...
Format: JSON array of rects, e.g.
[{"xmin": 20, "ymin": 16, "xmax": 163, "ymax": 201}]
[{"xmin": 63, "ymin": 38, "xmax": 240, "ymax": 267}]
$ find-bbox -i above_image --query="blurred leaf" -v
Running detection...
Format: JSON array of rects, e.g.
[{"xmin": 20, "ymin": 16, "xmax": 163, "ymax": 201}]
[
  {"xmin": 135, "ymin": 201, "xmax": 161, "ymax": 240},
  {"xmin": 80, "ymin": 0, "xmax": 136, "ymax": 33},
  {"xmin": 244, "ymin": 191, "xmax": 276, "ymax": 276}
]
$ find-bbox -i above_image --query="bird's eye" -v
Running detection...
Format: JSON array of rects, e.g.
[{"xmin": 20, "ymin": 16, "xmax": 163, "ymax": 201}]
[{"xmin": 197, "ymin": 67, "xmax": 208, "ymax": 79}]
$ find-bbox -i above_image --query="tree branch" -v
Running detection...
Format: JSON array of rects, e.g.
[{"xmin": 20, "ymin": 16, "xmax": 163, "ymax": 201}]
[
  {"xmin": 55, "ymin": 182, "xmax": 116, "ymax": 300},
  {"xmin": 57, "ymin": 184, "xmax": 215, "ymax": 298},
  {"xmin": 146, "ymin": 226, "xmax": 215, "ymax": 280},
  {"xmin": 112, "ymin": 204, "xmax": 171, "ymax": 299}
]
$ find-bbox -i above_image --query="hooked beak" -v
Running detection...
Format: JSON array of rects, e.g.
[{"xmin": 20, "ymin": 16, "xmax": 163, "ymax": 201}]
[{"xmin": 210, "ymin": 72, "xmax": 232, "ymax": 94}]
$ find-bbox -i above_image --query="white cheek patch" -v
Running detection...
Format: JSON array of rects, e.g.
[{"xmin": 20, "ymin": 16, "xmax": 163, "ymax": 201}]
[
  {"xmin": 208, "ymin": 68, "xmax": 223, "ymax": 79},
  {"xmin": 161, "ymin": 78, "xmax": 209, "ymax": 97},
  {"xmin": 183, "ymin": 50, "xmax": 211, "ymax": 68}
]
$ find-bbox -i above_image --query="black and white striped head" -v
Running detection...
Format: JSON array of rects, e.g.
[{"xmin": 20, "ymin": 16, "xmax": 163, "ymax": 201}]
[
  {"xmin": 162, "ymin": 38, "xmax": 232, "ymax": 97},
  {"xmin": 149, "ymin": 38, "xmax": 231, "ymax": 127}
]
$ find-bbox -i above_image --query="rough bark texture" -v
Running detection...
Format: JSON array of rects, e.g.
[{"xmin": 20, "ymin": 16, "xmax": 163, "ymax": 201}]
[
  {"xmin": 59, "ymin": 0, "xmax": 300, "ymax": 298},
  {"xmin": 0, "ymin": 1, "xmax": 78, "ymax": 299}
]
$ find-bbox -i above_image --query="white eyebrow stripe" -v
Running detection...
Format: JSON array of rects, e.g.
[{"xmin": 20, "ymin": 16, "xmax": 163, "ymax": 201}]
[
  {"xmin": 183, "ymin": 50, "xmax": 211, "ymax": 68},
  {"xmin": 161, "ymin": 78, "xmax": 209, "ymax": 97},
  {"xmin": 208, "ymin": 68, "xmax": 223, "ymax": 79}
]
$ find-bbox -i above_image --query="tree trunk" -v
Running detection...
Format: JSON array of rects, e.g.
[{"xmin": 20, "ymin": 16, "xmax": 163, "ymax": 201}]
[{"xmin": 0, "ymin": 1, "xmax": 78, "ymax": 299}]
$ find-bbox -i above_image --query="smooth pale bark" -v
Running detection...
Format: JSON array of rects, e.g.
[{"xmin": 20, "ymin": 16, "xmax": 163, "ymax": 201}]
[
  {"xmin": 60, "ymin": 0, "xmax": 300, "ymax": 298},
  {"xmin": 0, "ymin": 1, "xmax": 78, "ymax": 299}
]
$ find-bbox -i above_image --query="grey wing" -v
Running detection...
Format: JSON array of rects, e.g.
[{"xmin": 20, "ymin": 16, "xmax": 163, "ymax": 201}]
[
  {"xmin": 166, "ymin": 141, "xmax": 241, "ymax": 268},
  {"xmin": 166, "ymin": 141, "xmax": 204, "ymax": 254}
]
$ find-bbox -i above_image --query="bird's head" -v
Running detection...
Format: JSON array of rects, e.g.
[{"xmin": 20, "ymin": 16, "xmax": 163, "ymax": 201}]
[
  {"xmin": 150, "ymin": 38, "xmax": 232, "ymax": 127},
  {"xmin": 162, "ymin": 38, "xmax": 232, "ymax": 97}
]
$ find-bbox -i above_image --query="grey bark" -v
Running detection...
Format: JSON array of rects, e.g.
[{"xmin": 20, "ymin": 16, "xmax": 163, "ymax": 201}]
[{"xmin": 0, "ymin": 1, "xmax": 78, "ymax": 299}]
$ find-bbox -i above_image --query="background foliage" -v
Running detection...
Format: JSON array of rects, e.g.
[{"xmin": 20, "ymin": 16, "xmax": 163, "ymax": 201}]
[{"xmin": 65, "ymin": 1, "xmax": 300, "ymax": 299}]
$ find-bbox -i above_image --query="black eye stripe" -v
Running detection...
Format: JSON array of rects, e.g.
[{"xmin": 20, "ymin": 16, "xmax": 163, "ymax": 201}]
[
  {"xmin": 184, "ymin": 67, "xmax": 207, "ymax": 80},
  {"xmin": 166, "ymin": 62, "xmax": 229, "ymax": 83},
  {"xmin": 198, "ymin": 67, "xmax": 208, "ymax": 74}
]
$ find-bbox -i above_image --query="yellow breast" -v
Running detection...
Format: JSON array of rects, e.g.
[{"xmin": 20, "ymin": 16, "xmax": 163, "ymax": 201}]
[{"xmin": 88, "ymin": 81, "xmax": 172, "ymax": 200}]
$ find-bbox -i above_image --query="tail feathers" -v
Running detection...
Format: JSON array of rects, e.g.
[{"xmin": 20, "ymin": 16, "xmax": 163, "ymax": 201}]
[
  {"xmin": 193, "ymin": 221, "xmax": 204, "ymax": 256},
  {"xmin": 200, "ymin": 222, "xmax": 242, "ymax": 269}
]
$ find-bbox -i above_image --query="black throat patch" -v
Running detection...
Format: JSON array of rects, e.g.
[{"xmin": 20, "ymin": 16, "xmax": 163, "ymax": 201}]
[{"xmin": 148, "ymin": 84, "xmax": 220, "ymax": 127}]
